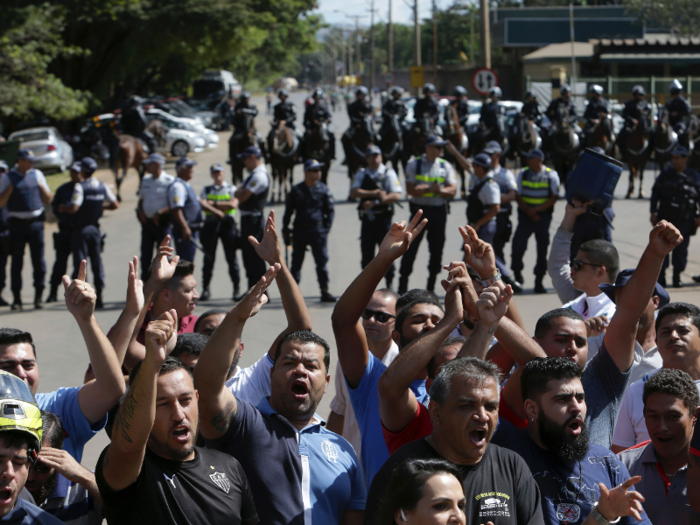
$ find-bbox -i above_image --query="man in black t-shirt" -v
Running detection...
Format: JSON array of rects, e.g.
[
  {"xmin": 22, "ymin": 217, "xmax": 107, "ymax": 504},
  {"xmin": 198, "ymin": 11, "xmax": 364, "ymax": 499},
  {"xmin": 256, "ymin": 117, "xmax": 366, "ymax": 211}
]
[
  {"xmin": 95, "ymin": 312, "xmax": 258, "ymax": 525},
  {"xmin": 365, "ymin": 357, "xmax": 544, "ymax": 525}
]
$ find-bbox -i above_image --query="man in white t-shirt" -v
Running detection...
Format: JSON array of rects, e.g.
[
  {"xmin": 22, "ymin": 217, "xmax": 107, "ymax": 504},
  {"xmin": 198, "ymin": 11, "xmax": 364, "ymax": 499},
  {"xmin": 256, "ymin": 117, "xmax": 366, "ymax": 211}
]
[
  {"xmin": 612, "ymin": 301, "xmax": 700, "ymax": 453},
  {"xmin": 327, "ymin": 289, "xmax": 400, "ymax": 459}
]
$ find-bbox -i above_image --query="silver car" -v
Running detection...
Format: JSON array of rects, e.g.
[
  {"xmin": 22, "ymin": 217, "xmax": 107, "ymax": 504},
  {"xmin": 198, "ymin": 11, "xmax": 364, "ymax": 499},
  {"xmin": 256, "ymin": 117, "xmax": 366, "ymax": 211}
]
[{"xmin": 8, "ymin": 127, "xmax": 74, "ymax": 173}]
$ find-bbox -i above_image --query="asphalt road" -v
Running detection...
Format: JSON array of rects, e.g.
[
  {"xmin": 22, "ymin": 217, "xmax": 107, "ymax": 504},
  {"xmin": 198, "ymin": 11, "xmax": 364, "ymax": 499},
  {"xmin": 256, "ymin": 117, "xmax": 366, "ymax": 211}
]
[{"xmin": 4, "ymin": 92, "xmax": 700, "ymax": 469}]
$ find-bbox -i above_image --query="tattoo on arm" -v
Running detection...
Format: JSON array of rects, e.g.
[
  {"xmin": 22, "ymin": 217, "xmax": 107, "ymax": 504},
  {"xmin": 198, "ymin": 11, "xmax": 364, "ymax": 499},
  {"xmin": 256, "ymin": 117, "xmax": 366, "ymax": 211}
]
[
  {"xmin": 210, "ymin": 399, "xmax": 237, "ymax": 434},
  {"xmin": 114, "ymin": 390, "xmax": 138, "ymax": 444}
]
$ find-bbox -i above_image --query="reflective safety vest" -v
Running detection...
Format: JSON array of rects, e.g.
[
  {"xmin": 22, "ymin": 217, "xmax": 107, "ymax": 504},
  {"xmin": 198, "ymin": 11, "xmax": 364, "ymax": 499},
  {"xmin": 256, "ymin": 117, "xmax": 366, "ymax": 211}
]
[
  {"xmin": 520, "ymin": 167, "xmax": 553, "ymax": 207},
  {"xmin": 202, "ymin": 184, "xmax": 236, "ymax": 220},
  {"xmin": 415, "ymin": 157, "xmax": 447, "ymax": 198}
]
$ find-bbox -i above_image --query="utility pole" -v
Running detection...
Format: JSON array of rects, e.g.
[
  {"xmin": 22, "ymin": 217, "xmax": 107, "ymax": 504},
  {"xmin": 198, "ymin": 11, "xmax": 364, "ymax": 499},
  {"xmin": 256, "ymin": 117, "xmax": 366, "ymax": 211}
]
[
  {"xmin": 369, "ymin": 0, "xmax": 377, "ymax": 102},
  {"xmin": 480, "ymin": 0, "xmax": 490, "ymax": 69},
  {"xmin": 388, "ymin": 0, "xmax": 393, "ymax": 73},
  {"xmin": 432, "ymin": 0, "xmax": 438, "ymax": 85},
  {"xmin": 347, "ymin": 29, "xmax": 353, "ymax": 88},
  {"xmin": 414, "ymin": 0, "xmax": 421, "ymax": 96},
  {"xmin": 470, "ymin": 9, "xmax": 475, "ymax": 62}
]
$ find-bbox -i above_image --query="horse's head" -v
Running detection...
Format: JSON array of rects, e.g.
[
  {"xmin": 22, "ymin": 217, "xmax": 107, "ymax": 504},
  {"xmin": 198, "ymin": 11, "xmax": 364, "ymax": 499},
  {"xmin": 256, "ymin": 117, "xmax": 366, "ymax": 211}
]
[{"xmin": 556, "ymin": 105, "xmax": 570, "ymax": 130}]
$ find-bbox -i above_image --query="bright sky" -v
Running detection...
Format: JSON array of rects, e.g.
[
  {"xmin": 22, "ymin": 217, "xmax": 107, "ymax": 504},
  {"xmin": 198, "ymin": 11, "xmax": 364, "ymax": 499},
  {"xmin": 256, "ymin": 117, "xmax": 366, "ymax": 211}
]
[{"xmin": 311, "ymin": 0, "xmax": 433, "ymax": 27}]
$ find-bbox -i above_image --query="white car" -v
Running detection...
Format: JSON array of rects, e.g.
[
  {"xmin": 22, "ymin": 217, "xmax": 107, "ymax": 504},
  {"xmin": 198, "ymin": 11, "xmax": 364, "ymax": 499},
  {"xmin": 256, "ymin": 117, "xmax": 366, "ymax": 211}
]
[
  {"xmin": 8, "ymin": 127, "xmax": 74, "ymax": 173},
  {"xmin": 146, "ymin": 108, "xmax": 219, "ymax": 149},
  {"xmin": 155, "ymin": 119, "xmax": 207, "ymax": 156}
]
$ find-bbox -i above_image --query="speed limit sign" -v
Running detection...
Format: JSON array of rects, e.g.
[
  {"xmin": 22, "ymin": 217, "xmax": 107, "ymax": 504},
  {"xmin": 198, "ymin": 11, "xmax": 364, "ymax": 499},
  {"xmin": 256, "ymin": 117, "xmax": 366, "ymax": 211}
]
[{"xmin": 472, "ymin": 68, "xmax": 499, "ymax": 96}]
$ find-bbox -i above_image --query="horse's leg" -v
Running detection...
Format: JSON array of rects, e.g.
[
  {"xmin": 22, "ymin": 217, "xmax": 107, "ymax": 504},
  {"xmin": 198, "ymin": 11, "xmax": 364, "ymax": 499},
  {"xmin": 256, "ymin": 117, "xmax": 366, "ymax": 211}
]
[
  {"xmin": 626, "ymin": 161, "xmax": 636, "ymax": 199},
  {"xmin": 638, "ymin": 158, "xmax": 647, "ymax": 198}
]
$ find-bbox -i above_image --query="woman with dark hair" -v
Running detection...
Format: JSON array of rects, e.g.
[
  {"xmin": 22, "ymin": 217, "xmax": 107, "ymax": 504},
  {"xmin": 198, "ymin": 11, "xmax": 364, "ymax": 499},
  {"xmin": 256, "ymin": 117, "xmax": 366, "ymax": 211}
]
[{"xmin": 377, "ymin": 458, "xmax": 467, "ymax": 525}]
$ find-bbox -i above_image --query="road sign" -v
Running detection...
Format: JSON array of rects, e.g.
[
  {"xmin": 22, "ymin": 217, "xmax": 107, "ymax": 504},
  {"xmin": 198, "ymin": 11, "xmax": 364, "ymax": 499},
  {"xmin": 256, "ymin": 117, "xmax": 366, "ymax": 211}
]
[
  {"xmin": 410, "ymin": 66, "xmax": 424, "ymax": 88},
  {"xmin": 383, "ymin": 71, "xmax": 397, "ymax": 85},
  {"xmin": 472, "ymin": 68, "xmax": 499, "ymax": 96}
]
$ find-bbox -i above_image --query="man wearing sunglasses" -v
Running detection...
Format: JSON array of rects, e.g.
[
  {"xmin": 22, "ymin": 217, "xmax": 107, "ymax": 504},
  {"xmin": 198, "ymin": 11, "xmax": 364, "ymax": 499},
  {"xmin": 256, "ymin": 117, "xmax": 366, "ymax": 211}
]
[
  {"xmin": 328, "ymin": 289, "xmax": 400, "ymax": 463},
  {"xmin": 547, "ymin": 200, "xmax": 619, "ymax": 332},
  {"xmin": 283, "ymin": 159, "xmax": 336, "ymax": 303}
]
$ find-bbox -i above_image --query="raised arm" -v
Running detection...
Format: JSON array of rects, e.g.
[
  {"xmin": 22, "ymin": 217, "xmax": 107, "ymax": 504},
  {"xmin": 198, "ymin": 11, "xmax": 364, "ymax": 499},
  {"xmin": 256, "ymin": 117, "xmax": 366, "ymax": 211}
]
[
  {"xmin": 331, "ymin": 213, "xmax": 427, "ymax": 388},
  {"xmin": 604, "ymin": 221, "xmax": 682, "ymax": 372},
  {"xmin": 108, "ymin": 257, "xmax": 144, "ymax": 366},
  {"xmin": 37, "ymin": 447, "xmax": 103, "ymax": 504},
  {"xmin": 65, "ymin": 261, "xmax": 126, "ymax": 423},
  {"xmin": 456, "ymin": 281, "xmax": 513, "ymax": 360},
  {"xmin": 103, "ymin": 310, "xmax": 177, "ymax": 491},
  {"xmin": 547, "ymin": 201, "xmax": 589, "ymax": 304},
  {"xmin": 194, "ymin": 265, "xmax": 280, "ymax": 440},
  {"xmin": 249, "ymin": 211, "xmax": 313, "ymax": 359},
  {"xmin": 378, "ymin": 277, "xmax": 463, "ymax": 432}
]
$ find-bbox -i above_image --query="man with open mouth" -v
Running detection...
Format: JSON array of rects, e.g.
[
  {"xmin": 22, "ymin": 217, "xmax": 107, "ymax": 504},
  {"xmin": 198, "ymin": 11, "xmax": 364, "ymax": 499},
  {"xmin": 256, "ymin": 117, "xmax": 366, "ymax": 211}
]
[{"xmin": 96, "ymin": 310, "xmax": 258, "ymax": 524}]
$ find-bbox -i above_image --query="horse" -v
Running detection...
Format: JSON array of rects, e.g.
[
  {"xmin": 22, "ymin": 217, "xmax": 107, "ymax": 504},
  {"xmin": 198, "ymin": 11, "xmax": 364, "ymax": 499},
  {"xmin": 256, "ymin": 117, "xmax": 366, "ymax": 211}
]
[
  {"xmin": 111, "ymin": 135, "xmax": 147, "ymax": 202},
  {"xmin": 345, "ymin": 115, "xmax": 376, "ymax": 181},
  {"xmin": 405, "ymin": 114, "xmax": 437, "ymax": 163},
  {"xmin": 548, "ymin": 105, "xmax": 581, "ymax": 187},
  {"xmin": 268, "ymin": 124, "xmax": 301, "ymax": 203},
  {"xmin": 511, "ymin": 113, "xmax": 541, "ymax": 165},
  {"xmin": 377, "ymin": 113, "xmax": 405, "ymax": 176},
  {"xmin": 585, "ymin": 113, "xmax": 615, "ymax": 155},
  {"xmin": 618, "ymin": 115, "xmax": 651, "ymax": 199},
  {"xmin": 304, "ymin": 122, "xmax": 333, "ymax": 185},
  {"xmin": 442, "ymin": 104, "xmax": 469, "ymax": 197},
  {"xmin": 146, "ymin": 119, "xmax": 166, "ymax": 150},
  {"xmin": 229, "ymin": 114, "xmax": 265, "ymax": 184},
  {"xmin": 653, "ymin": 105, "xmax": 678, "ymax": 170}
]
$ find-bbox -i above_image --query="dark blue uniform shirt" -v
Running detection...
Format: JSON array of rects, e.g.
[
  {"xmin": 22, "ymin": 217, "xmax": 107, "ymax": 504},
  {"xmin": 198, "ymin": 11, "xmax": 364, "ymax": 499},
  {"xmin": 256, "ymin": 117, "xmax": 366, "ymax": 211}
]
[{"xmin": 283, "ymin": 181, "xmax": 335, "ymax": 234}]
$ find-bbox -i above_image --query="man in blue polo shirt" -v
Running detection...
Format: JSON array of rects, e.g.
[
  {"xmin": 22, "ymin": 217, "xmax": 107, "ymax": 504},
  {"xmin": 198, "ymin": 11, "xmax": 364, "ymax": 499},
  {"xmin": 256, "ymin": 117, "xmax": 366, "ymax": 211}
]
[
  {"xmin": 0, "ymin": 264, "xmax": 126, "ymax": 463},
  {"xmin": 196, "ymin": 265, "xmax": 366, "ymax": 525}
]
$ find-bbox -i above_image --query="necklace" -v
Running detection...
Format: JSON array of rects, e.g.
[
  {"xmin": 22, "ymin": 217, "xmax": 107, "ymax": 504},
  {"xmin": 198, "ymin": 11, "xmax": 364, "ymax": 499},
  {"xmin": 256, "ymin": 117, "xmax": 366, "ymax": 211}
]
[{"xmin": 555, "ymin": 460, "xmax": 583, "ymax": 524}]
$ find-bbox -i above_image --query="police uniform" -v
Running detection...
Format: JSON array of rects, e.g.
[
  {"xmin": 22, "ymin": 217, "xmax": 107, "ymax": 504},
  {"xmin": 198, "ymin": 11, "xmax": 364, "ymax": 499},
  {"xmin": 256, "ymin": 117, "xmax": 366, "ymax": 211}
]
[
  {"xmin": 399, "ymin": 154, "xmax": 457, "ymax": 293},
  {"xmin": 454, "ymin": 99, "xmax": 470, "ymax": 128},
  {"xmin": 583, "ymin": 96, "xmax": 610, "ymax": 121},
  {"xmin": 168, "ymin": 177, "xmax": 203, "ymax": 263},
  {"xmin": 413, "ymin": 96, "xmax": 439, "ymax": 128},
  {"xmin": 70, "ymin": 177, "xmax": 117, "ymax": 294},
  {"xmin": 490, "ymin": 165, "xmax": 518, "ymax": 266},
  {"xmin": 522, "ymin": 101, "xmax": 542, "ymax": 125},
  {"xmin": 200, "ymin": 181, "xmax": 240, "ymax": 297},
  {"xmin": 48, "ymin": 180, "xmax": 77, "ymax": 298},
  {"xmin": 273, "ymin": 101, "xmax": 297, "ymax": 129},
  {"xmin": 667, "ymin": 96, "xmax": 691, "ymax": 129},
  {"xmin": 511, "ymin": 165, "xmax": 560, "ymax": 280},
  {"xmin": 466, "ymin": 172, "xmax": 501, "ymax": 243},
  {"xmin": 304, "ymin": 102, "xmax": 332, "ymax": 130},
  {"xmin": 0, "ymin": 193, "xmax": 9, "ymax": 306},
  {"xmin": 480, "ymin": 100, "xmax": 501, "ymax": 130},
  {"xmin": 621, "ymin": 98, "xmax": 652, "ymax": 130},
  {"xmin": 283, "ymin": 175, "xmax": 335, "ymax": 295},
  {"xmin": 138, "ymin": 166, "xmax": 175, "ymax": 279},
  {"xmin": 650, "ymin": 165, "xmax": 700, "ymax": 284},
  {"xmin": 0, "ymin": 163, "xmax": 50, "ymax": 306},
  {"xmin": 347, "ymin": 99, "xmax": 373, "ymax": 126},
  {"xmin": 238, "ymin": 163, "xmax": 269, "ymax": 289},
  {"xmin": 382, "ymin": 98, "xmax": 408, "ymax": 123},
  {"xmin": 545, "ymin": 97, "xmax": 577, "ymax": 126},
  {"xmin": 232, "ymin": 101, "xmax": 259, "ymax": 134},
  {"xmin": 352, "ymin": 163, "xmax": 402, "ymax": 285}
]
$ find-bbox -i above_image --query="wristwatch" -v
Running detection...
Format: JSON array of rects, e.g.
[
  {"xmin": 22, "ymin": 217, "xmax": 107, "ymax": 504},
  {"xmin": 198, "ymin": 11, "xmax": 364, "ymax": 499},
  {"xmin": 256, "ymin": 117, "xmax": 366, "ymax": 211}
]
[
  {"xmin": 590, "ymin": 503, "xmax": 621, "ymax": 525},
  {"xmin": 479, "ymin": 269, "xmax": 502, "ymax": 288}
]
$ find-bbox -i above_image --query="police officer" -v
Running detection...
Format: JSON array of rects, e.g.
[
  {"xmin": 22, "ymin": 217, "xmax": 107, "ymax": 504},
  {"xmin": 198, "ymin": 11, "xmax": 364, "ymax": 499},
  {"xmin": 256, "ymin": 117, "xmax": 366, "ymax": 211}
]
[
  {"xmin": 381, "ymin": 86, "xmax": 408, "ymax": 130},
  {"xmin": 0, "ymin": 149, "xmax": 52, "ymax": 310},
  {"xmin": 480, "ymin": 86, "xmax": 502, "ymax": 132},
  {"xmin": 466, "ymin": 153, "xmax": 501, "ymax": 243},
  {"xmin": 582, "ymin": 85, "xmax": 610, "ymax": 142},
  {"xmin": 283, "ymin": 159, "xmax": 336, "ymax": 302},
  {"xmin": 650, "ymin": 146, "xmax": 700, "ymax": 288},
  {"xmin": 137, "ymin": 153, "xmax": 175, "ymax": 279},
  {"xmin": 304, "ymin": 88, "xmax": 335, "ymax": 160},
  {"xmin": 545, "ymin": 84, "xmax": 577, "ymax": 127},
  {"xmin": 168, "ymin": 157, "xmax": 203, "ymax": 263},
  {"xmin": 199, "ymin": 163, "xmax": 241, "ymax": 302},
  {"xmin": 235, "ymin": 146, "xmax": 269, "ymax": 295},
  {"xmin": 273, "ymin": 89, "xmax": 297, "ymax": 130},
  {"xmin": 121, "ymin": 95, "xmax": 157, "ymax": 154},
  {"xmin": 511, "ymin": 149, "xmax": 560, "ymax": 294},
  {"xmin": 233, "ymin": 91, "xmax": 259, "ymax": 135},
  {"xmin": 69, "ymin": 156, "xmax": 119, "ymax": 308},
  {"xmin": 452, "ymin": 86, "xmax": 470, "ymax": 129},
  {"xmin": 667, "ymin": 79, "xmax": 692, "ymax": 147},
  {"xmin": 399, "ymin": 135, "xmax": 457, "ymax": 294},
  {"xmin": 0, "ymin": 160, "xmax": 10, "ymax": 307},
  {"xmin": 621, "ymin": 85, "xmax": 652, "ymax": 132},
  {"xmin": 46, "ymin": 161, "xmax": 81, "ymax": 303},
  {"xmin": 413, "ymin": 83, "xmax": 440, "ymax": 131},
  {"xmin": 349, "ymin": 145, "xmax": 402, "ymax": 289},
  {"xmin": 522, "ymin": 91, "xmax": 542, "ymax": 126},
  {"xmin": 343, "ymin": 86, "xmax": 373, "ymax": 161}
]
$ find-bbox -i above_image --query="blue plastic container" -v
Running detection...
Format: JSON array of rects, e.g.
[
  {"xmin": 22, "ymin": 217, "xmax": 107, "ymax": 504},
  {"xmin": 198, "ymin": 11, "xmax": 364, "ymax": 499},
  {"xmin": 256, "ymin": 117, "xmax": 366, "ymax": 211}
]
[{"xmin": 565, "ymin": 148, "xmax": 623, "ymax": 215}]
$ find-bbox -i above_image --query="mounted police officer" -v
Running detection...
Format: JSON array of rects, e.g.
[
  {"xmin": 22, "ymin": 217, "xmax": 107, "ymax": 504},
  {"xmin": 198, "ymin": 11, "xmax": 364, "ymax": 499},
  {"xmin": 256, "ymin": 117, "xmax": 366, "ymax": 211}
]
[
  {"xmin": 413, "ymin": 83, "xmax": 440, "ymax": 133},
  {"xmin": 452, "ymin": 86, "xmax": 470, "ymax": 129},
  {"xmin": 137, "ymin": 153, "xmax": 175, "ymax": 279},
  {"xmin": 168, "ymin": 157, "xmax": 203, "ymax": 263},
  {"xmin": 380, "ymin": 86, "xmax": 408, "ymax": 136},
  {"xmin": 235, "ymin": 146, "xmax": 269, "ymax": 295},
  {"xmin": 545, "ymin": 84, "xmax": 577, "ymax": 127},
  {"xmin": 619, "ymin": 85, "xmax": 652, "ymax": 145},
  {"xmin": 522, "ymin": 91, "xmax": 542, "ymax": 126},
  {"xmin": 398, "ymin": 135, "xmax": 457, "ymax": 294},
  {"xmin": 511, "ymin": 148, "xmax": 560, "ymax": 294},
  {"xmin": 0, "ymin": 149, "xmax": 52, "ymax": 310},
  {"xmin": 273, "ymin": 89, "xmax": 297, "ymax": 131},
  {"xmin": 480, "ymin": 86, "xmax": 502, "ymax": 132},
  {"xmin": 304, "ymin": 88, "xmax": 335, "ymax": 160},
  {"xmin": 46, "ymin": 162, "xmax": 81, "ymax": 303},
  {"xmin": 667, "ymin": 79, "xmax": 692, "ymax": 148},
  {"xmin": 342, "ymin": 86, "xmax": 373, "ymax": 163},
  {"xmin": 0, "ymin": 160, "xmax": 10, "ymax": 307},
  {"xmin": 69, "ymin": 156, "xmax": 119, "ymax": 308},
  {"xmin": 121, "ymin": 95, "xmax": 157, "ymax": 154},
  {"xmin": 283, "ymin": 159, "xmax": 336, "ymax": 302},
  {"xmin": 199, "ymin": 163, "xmax": 240, "ymax": 302},
  {"xmin": 650, "ymin": 146, "xmax": 700, "ymax": 288},
  {"xmin": 349, "ymin": 145, "xmax": 402, "ymax": 289},
  {"xmin": 582, "ymin": 84, "xmax": 610, "ymax": 145},
  {"xmin": 232, "ymin": 91, "xmax": 259, "ymax": 135}
]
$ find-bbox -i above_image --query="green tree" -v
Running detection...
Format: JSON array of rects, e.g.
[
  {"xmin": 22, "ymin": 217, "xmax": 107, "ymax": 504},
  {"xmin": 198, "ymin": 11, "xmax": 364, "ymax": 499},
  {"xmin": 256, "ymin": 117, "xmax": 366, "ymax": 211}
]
[{"xmin": 623, "ymin": 0, "xmax": 700, "ymax": 37}]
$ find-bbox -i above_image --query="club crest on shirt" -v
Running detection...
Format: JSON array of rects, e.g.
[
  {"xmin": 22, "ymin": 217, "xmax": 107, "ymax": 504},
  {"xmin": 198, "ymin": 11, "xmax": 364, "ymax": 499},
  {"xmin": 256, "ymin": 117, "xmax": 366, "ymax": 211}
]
[
  {"xmin": 321, "ymin": 440, "xmax": 339, "ymax": 463},
  {"xmin": 555, "ymin": 503, "xmax": 580, "ymax": 523},
  {"xmin": 209, "ymin": 471, "xmax": 230, "ymax": 493}
]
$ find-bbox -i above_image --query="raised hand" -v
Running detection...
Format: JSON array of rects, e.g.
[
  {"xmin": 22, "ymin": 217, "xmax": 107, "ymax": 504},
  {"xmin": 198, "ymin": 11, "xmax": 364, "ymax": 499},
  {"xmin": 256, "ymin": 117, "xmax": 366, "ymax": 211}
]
[
  {"xmin": 596, "ymin": 476, "xmax": 645, "ymax": 522},
  {"xmin": 585, "ymin": 315, "xmax": 608, "ymax": 337},
  {"xmin": 231, "ymin": 263, "xmax": 281, "ymax": 321},
  {"xmin": 125, "ymin": 257, "xmax": 144, "ymax": 316},
  {"xmin": 149, "ymin": 236, "xmax": 179, "ymax": 286},
  {"xmin": 459, "ymin": 225, "xmax": 497, "ymax": 279},
  {"xmin": 144, "ymin": 309, "xmax": 177, "ymax": 365},
  {"xmin": 377, "ymin": 211, "xmax": 428, "ymax": 260},
  {"xmin": 647, "ymin": 220, "xmax": 682, "ymax": 259},
  {"xmin": 476, "ymin": 282, "xmax": 513, "ymax": 328},
  {"xmin": 442, "ymin": 261, "xmax": 479, "ymax": 320},
  {"xmin": 441, "ymin": 276, "xmax": 464, "ymax": 324},
  {"xmin": 565, "ymin": 199, "xmax": 591, "ymax": 218},
  {"xmin": 36, "ymin": 447, "xmax": 89, "ymax": 484},
  {"xmin": 62, "ymin": 261, "xmax": 95, "ymax": 322},
  {"xmin": 249, "ymin": 211, "xmax": 282, "ymax": 265}
]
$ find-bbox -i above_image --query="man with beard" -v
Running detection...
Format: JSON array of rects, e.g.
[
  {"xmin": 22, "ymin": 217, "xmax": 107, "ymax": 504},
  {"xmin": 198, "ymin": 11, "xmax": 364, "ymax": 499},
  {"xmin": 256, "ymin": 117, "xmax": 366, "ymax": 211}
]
[
  {"xmin": 195, "ymin": 267, "xmax": 366, "ymax": 525},
  {"xmin": 96, "ymin": 311, "xmax": 259, "ymax": 524},
  {"xmin": 493, "ymin": 357, "xmax": 652, "ymax": 525},
  {"xmin": 25, "ymin": 412, "xmax": 104, "ymax": 524},
  {"xmin": 366, "ymin": 357, "xmax": 544, "ymax": 525}
]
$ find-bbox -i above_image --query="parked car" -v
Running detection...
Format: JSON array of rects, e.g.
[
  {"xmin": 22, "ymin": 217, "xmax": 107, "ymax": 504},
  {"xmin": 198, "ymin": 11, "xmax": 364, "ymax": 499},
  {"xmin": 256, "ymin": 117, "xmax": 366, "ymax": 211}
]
[
  {"xmin": 8, "ymin": 127, "xmax": 74, "ymax": 173},
  {"xmin": 150, "ymin": 97, "xmax": 221, "ymax": 131},
  {"xmin": 145, "ymin": 108, "xmax": 219, "ymax": 149}
]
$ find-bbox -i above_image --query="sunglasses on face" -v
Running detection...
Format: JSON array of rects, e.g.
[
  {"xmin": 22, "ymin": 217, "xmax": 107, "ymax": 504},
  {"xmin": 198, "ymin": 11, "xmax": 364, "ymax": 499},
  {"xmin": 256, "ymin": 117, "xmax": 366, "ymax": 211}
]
[
  {"xmin": 361, "ymin": 308, "xmax": 396, "ymax": 324},
  {"xmin": 571, "ymin": 259, "xmax": 602, "ymax": 272}
]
